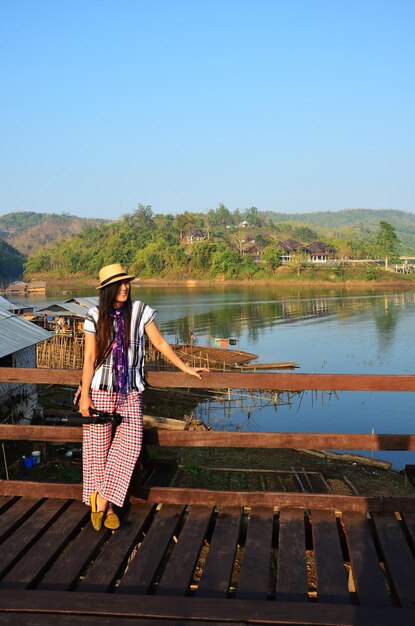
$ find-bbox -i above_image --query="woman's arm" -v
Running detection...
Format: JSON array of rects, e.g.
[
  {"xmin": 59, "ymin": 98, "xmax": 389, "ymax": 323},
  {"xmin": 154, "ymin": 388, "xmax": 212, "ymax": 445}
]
[
  {"xmin": 79, "ymin": 332, "xmax": 97, "ymax": 416},
  {"xmin": 145, "ymin": 321, "xmax": 208, "ymax": 379}
]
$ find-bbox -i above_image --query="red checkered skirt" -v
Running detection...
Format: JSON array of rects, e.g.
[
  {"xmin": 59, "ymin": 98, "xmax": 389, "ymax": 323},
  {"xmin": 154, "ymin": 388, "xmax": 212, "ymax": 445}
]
[{"xmin": 82, "ymin": 389, "xmax": 143, "ymax": 508}]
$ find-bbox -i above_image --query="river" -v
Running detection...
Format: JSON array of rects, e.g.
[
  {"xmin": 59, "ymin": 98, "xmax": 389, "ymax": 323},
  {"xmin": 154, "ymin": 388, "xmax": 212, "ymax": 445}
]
[{"xmin": 17, "ymin": 283, "xmax": 415, "ymax": 468}]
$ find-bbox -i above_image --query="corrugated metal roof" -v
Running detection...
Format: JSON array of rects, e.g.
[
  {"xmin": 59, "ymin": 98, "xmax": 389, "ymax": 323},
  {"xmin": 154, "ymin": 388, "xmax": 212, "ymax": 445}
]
[
  {"xmin": 0, "ymin": 296, "xmax": 13, "ymax": 311},
  {"xmin": 0, "ymin": 310, "xmax": 53, "ymax": 359},
  {"xmin": 35, "ymin": 301, "xmax": 90, "ymax": 317},
  {"xmin": 64, "ymin": 297, "xmax": 98, "ymax": 308}
]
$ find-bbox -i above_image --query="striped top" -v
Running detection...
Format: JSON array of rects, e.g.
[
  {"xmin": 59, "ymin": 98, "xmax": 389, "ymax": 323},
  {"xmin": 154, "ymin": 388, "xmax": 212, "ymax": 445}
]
[{"xmin": 83, "ymin": 300, "xmax": 156, "ymax": 392}]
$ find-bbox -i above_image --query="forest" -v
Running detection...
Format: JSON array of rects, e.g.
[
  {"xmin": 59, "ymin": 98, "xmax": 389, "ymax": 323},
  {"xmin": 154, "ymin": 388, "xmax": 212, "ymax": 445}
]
[{"xmin": 15, "ymin": 205, "xmax": 410, "ymax": 282}]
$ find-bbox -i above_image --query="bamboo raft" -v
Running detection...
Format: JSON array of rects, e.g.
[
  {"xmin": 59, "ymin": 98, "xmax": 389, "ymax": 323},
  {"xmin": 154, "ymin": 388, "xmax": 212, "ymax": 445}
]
[
  {"xmin": 173, "ymin": 344, "xmax": 258, "ymax": 368},
  {"xmin": 36, "ymin": 336, "xmax": 296, "ymax": 372}
]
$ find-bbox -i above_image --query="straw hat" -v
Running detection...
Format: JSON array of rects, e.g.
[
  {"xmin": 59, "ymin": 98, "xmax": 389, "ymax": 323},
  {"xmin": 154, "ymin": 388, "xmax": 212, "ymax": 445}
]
[{"xmin": 97, "ymin": 263, "xmax": 135, "ymax": 289}]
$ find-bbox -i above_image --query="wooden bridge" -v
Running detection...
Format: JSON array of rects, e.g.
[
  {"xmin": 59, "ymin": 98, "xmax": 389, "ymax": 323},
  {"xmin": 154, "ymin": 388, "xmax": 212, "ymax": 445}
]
[{"xmin": 1, "ymin": 368, "xmax": 415, "ymax": 625}]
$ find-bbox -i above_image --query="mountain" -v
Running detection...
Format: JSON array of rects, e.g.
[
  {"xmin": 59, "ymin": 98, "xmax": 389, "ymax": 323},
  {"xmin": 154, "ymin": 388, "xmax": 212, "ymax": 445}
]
[
  {"xmin": 0, "ymin": 211, "xmax": 108, "ymax": 255},
  {"xmin": 264, "ymin": 208, "xmax": 415, "ymax": 252},
  {"xmin": 0, "ymin": 239, "xmax": 26, "ymax": 283}
]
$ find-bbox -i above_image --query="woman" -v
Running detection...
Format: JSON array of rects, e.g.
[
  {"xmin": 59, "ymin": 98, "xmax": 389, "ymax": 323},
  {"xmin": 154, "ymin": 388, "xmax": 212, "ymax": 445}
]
[{"xmin": 79, "ymin": 263, "xmax": 207, "ymax": 531}]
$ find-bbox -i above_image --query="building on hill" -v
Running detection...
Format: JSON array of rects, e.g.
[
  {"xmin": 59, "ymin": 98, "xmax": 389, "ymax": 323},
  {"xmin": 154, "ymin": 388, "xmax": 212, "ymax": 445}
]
[
  {"xmin": 278, "ymin": 239, "xmax": 336, "ymax": 264},
  {"xmin": 277, "ymin": 239, "xmax": 305, "ymax": 264},
  {"xmin": 185, "ymin": 229, "xmax": 206, "ymax": 244},
  {"xmin": 305, "ymin": 241, "xmax": 336, "ymax": 263}
]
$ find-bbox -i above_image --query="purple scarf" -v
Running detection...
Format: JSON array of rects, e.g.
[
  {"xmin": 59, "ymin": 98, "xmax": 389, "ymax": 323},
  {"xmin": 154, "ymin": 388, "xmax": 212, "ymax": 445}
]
[{"xmin": 111, "ymin": 306, "xmax": 129, "ymax": 393}]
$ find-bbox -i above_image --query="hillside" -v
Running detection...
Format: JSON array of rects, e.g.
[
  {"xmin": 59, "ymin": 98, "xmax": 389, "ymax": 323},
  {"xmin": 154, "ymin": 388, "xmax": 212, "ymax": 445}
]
[
  {"xmin": 0, "ymin": 239, "xmax": 26, "ymax": 282},
  {"xmin": 21, "ymin": 205, "xmax": 415, "ymax": 283},
  {"xmin": 265, "ymin": 208, "xmax": 415, "ymax": 251},
  {"xmin": 0, "ymin": 212, "xmax": 108, "ymax": 255}
]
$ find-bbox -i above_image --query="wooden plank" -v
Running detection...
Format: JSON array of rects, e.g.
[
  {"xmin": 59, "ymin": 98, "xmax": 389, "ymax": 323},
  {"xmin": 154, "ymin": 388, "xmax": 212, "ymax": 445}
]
[
  {"xmin": 0, "ymin": 500, "xmax": 88, "ymax": 589},
  {"xmin": 1, "ymin": 481, "xmax": 413, "ymax": 513},
  {"xmin": 132, "ymin": 487, "xmax": 387, "ymax": 512},
  {"xmin": 0, "ymin": 368, "xmax": 81, "ymax": 385},
  {"xmin": 276, "ymin": 508, "xmax": 308, "ymax": 602},
  {"xmin": 196, "ymin": 506, "xmax": 241, "ymax": 598},
  {"xmin": 79, "ymin": 502, "xmax": 154, "ymax": 593},
  {"xmin": 147, "ymin": 371, "xmax": 415, "ymax": 392},
  {"xmin": 143, "ymin": 429, "xmax": 415, "ymax": 450},
  {"xmin": 372, "ymin": 512, "xmax": 415, "ymax": 609},
  {"xmin": 342, "ymin": 512, "xmax": 391, "ymax": 607},
  {"xmin": 5, "ymin": 590, "xmax": 415, "ymax": 626},
  {"xmin": 0, "ymin": 481, "xmax": 82, "ymax": 499},
  {"xmin": 157, "ymin": 505, "xmax": 213, "ymax": 596},
  {"xmin": 311, "ymin": 509, "xmax": 350, "ymax": 604},
  {"xmin": 37, "ymin": 518, "xmax": 112, "ymax": 591},
  {"xmin": 3, "ymin": 422, "xmax": 415, "ymax": 451},
  {"xmin": 0, "ymin": 425, "xmax": 82, "ymax": 443},
  {"xmin": 0, "ymin": 497, "xmax": 13, "ymax": 514},
  {"xmin": 0, "ymin": 498, "xmax": 40, "ymax": 542},
  {"xmin": 0, "ymin": 499, "xmax": 69, "ymax": 579},
  {"xmin": 0, "ymin": 615, "xmax": 233, "ymax": 626},
  {"xmin": 3, "ymin": 367, "xmax": 415, "ymax": 392},
  {"xmin": 235, "ymin": 506, "xmax": 274, "ymax": 600},
  {"xmin": 116, "ymin": 504, "xmax": 185, "ymax": 595}
]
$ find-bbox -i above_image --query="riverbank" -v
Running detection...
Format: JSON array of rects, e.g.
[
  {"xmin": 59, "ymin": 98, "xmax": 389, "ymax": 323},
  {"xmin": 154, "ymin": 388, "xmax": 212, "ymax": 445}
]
[{"xmin": 24, "ymin": 272, "xmax": 415, "ymax": 291}]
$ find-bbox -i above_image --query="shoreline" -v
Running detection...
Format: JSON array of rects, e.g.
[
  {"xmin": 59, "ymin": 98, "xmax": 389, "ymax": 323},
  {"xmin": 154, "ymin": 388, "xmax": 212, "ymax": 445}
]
[{"xmin": 24, "ymin": 274, "xmax": 415, "ymax": 290}]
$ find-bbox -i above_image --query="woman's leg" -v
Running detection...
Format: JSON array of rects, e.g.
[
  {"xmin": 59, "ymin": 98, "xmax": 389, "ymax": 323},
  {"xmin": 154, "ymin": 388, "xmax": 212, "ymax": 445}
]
[
  {"xmin": 82, "ymin": 424, "xmax": 93, "ymax": 504},
  {"xmin": 101, "ymin": 391, "xmax": 143, "ymax": 508},
  {"xmin": 82, "ymin": 390, "xmax": 113, "ymax": 505}
]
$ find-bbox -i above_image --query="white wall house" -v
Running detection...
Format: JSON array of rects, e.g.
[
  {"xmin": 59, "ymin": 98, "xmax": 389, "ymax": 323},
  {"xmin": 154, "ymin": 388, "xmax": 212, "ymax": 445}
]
[{"xmin": 0, "ymin": 304, "xmax": 53, "ymax": 423}]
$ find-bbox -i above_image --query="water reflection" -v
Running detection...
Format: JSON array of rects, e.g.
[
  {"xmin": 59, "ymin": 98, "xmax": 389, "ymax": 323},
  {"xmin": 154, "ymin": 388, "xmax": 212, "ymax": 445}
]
[
  {"xmin": 151, "ymin": 290, "xmax": 409, "ymax": 354},
  {"xmin": 17, "ymin": 283, "xmax": 415, "ymax": 468}
]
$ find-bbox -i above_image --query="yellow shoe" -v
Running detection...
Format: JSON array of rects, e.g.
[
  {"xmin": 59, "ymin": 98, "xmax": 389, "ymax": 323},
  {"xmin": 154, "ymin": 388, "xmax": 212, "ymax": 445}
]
[
  {"xmin": 90, "ymin": 492, "xmax": 104, "ymax": 531},
  {"xmin": 104, "ymin": 510, "xmax": 120, "ymax": 530}
]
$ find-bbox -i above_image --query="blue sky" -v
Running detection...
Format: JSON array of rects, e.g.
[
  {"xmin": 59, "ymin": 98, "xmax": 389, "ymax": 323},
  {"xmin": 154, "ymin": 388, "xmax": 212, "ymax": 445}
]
[{"xmin": 1, "ymin": 0, "xmax": 414, "ymax": 219}]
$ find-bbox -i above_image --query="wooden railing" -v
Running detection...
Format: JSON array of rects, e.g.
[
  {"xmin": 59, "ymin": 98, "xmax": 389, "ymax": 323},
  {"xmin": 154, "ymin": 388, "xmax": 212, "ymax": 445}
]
[{"xmin": 1, "ymin": 368, "xmax": 415, "ymax": 511}]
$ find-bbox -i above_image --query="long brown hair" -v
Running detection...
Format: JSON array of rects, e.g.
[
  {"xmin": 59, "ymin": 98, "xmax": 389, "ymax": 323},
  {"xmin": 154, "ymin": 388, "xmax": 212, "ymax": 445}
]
[{"xmin": 96, "ymin": 282, "xmax": 132, "ymax": 366}]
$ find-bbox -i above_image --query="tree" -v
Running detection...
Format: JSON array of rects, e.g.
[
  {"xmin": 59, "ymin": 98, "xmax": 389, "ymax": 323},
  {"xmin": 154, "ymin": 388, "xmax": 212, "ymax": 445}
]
[
  {"xmin": 262, "ymin": 246, "xmax": 281, "ymax": 274},
  {"xmin": 244, "ymin": 206, "xmax": 263, "ymax": 227},
  {"xmin": 288, "ymin": 250, "xmax": 308, "ymax": 276},
  {"xmin": 211, "ymin": 247, "xmax": 240, "ymax": 277},
  {"xmin": 173, "ymin": 212, "xmax": 196, "ymax": 239},
  {"xmin": 215, "ymin": 203, "xmax": 231, "ymax": 228},
  {"xmin": 191, "ymin": 242, "xmax": 218, "ymax": 270},
  {"xmin": 376, "ymin": 221, "xmax": 401, "ymax": 268},
  {"xmin": 240, "ymin": 255, "xmax": 259, "ymax": 279}
]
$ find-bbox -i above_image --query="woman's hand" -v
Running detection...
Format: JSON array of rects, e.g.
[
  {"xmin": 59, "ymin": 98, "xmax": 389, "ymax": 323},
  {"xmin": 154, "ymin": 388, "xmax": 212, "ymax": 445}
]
[
  {"xmin": 182, "ymin": 365, "xmax": 209, "ymax": 380},
  {"xmin": 79, "ymin": 395, "xmax": 95, "ymax": 417},
  {"xmin": 145, "ymin": 322, "xmax": 210, "ymax": 379}
]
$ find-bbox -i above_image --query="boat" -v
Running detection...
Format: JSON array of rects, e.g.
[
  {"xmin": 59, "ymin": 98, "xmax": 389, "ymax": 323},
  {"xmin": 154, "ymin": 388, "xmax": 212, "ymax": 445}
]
[
  {"xmin": 232, "ymin": 361, "xmax": 299, "ymax": 370},
  {"xmin": 146, "ymin": 343, "xmax": 258, "ymax": 370}
]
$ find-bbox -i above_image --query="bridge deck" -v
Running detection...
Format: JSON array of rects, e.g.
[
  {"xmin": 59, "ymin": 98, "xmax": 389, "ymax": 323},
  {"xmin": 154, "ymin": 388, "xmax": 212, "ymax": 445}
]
[{"xmin": 1, "ymin": 495, "xmax": 415, "ymax": 625}]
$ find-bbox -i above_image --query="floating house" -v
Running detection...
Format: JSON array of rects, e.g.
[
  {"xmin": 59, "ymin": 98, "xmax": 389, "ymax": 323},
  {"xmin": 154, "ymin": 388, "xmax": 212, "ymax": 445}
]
[
  {"xmin": 34, "ymin": 297, "xmax": 98, "ymax": 334},
  {"xmin": 0, "ymin": 309, "xmax": 53, "ymax": 423},
  {"xmin": 33, "ymin": 298, "xmax": 98, "ymax": 369},
  {"xmin": 5, "ymin": 281, "xmax": 28, "ymax": 296},
  {"xmin": 5, "ymin": 280, "xmax": 46, "ymax": 296}
]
